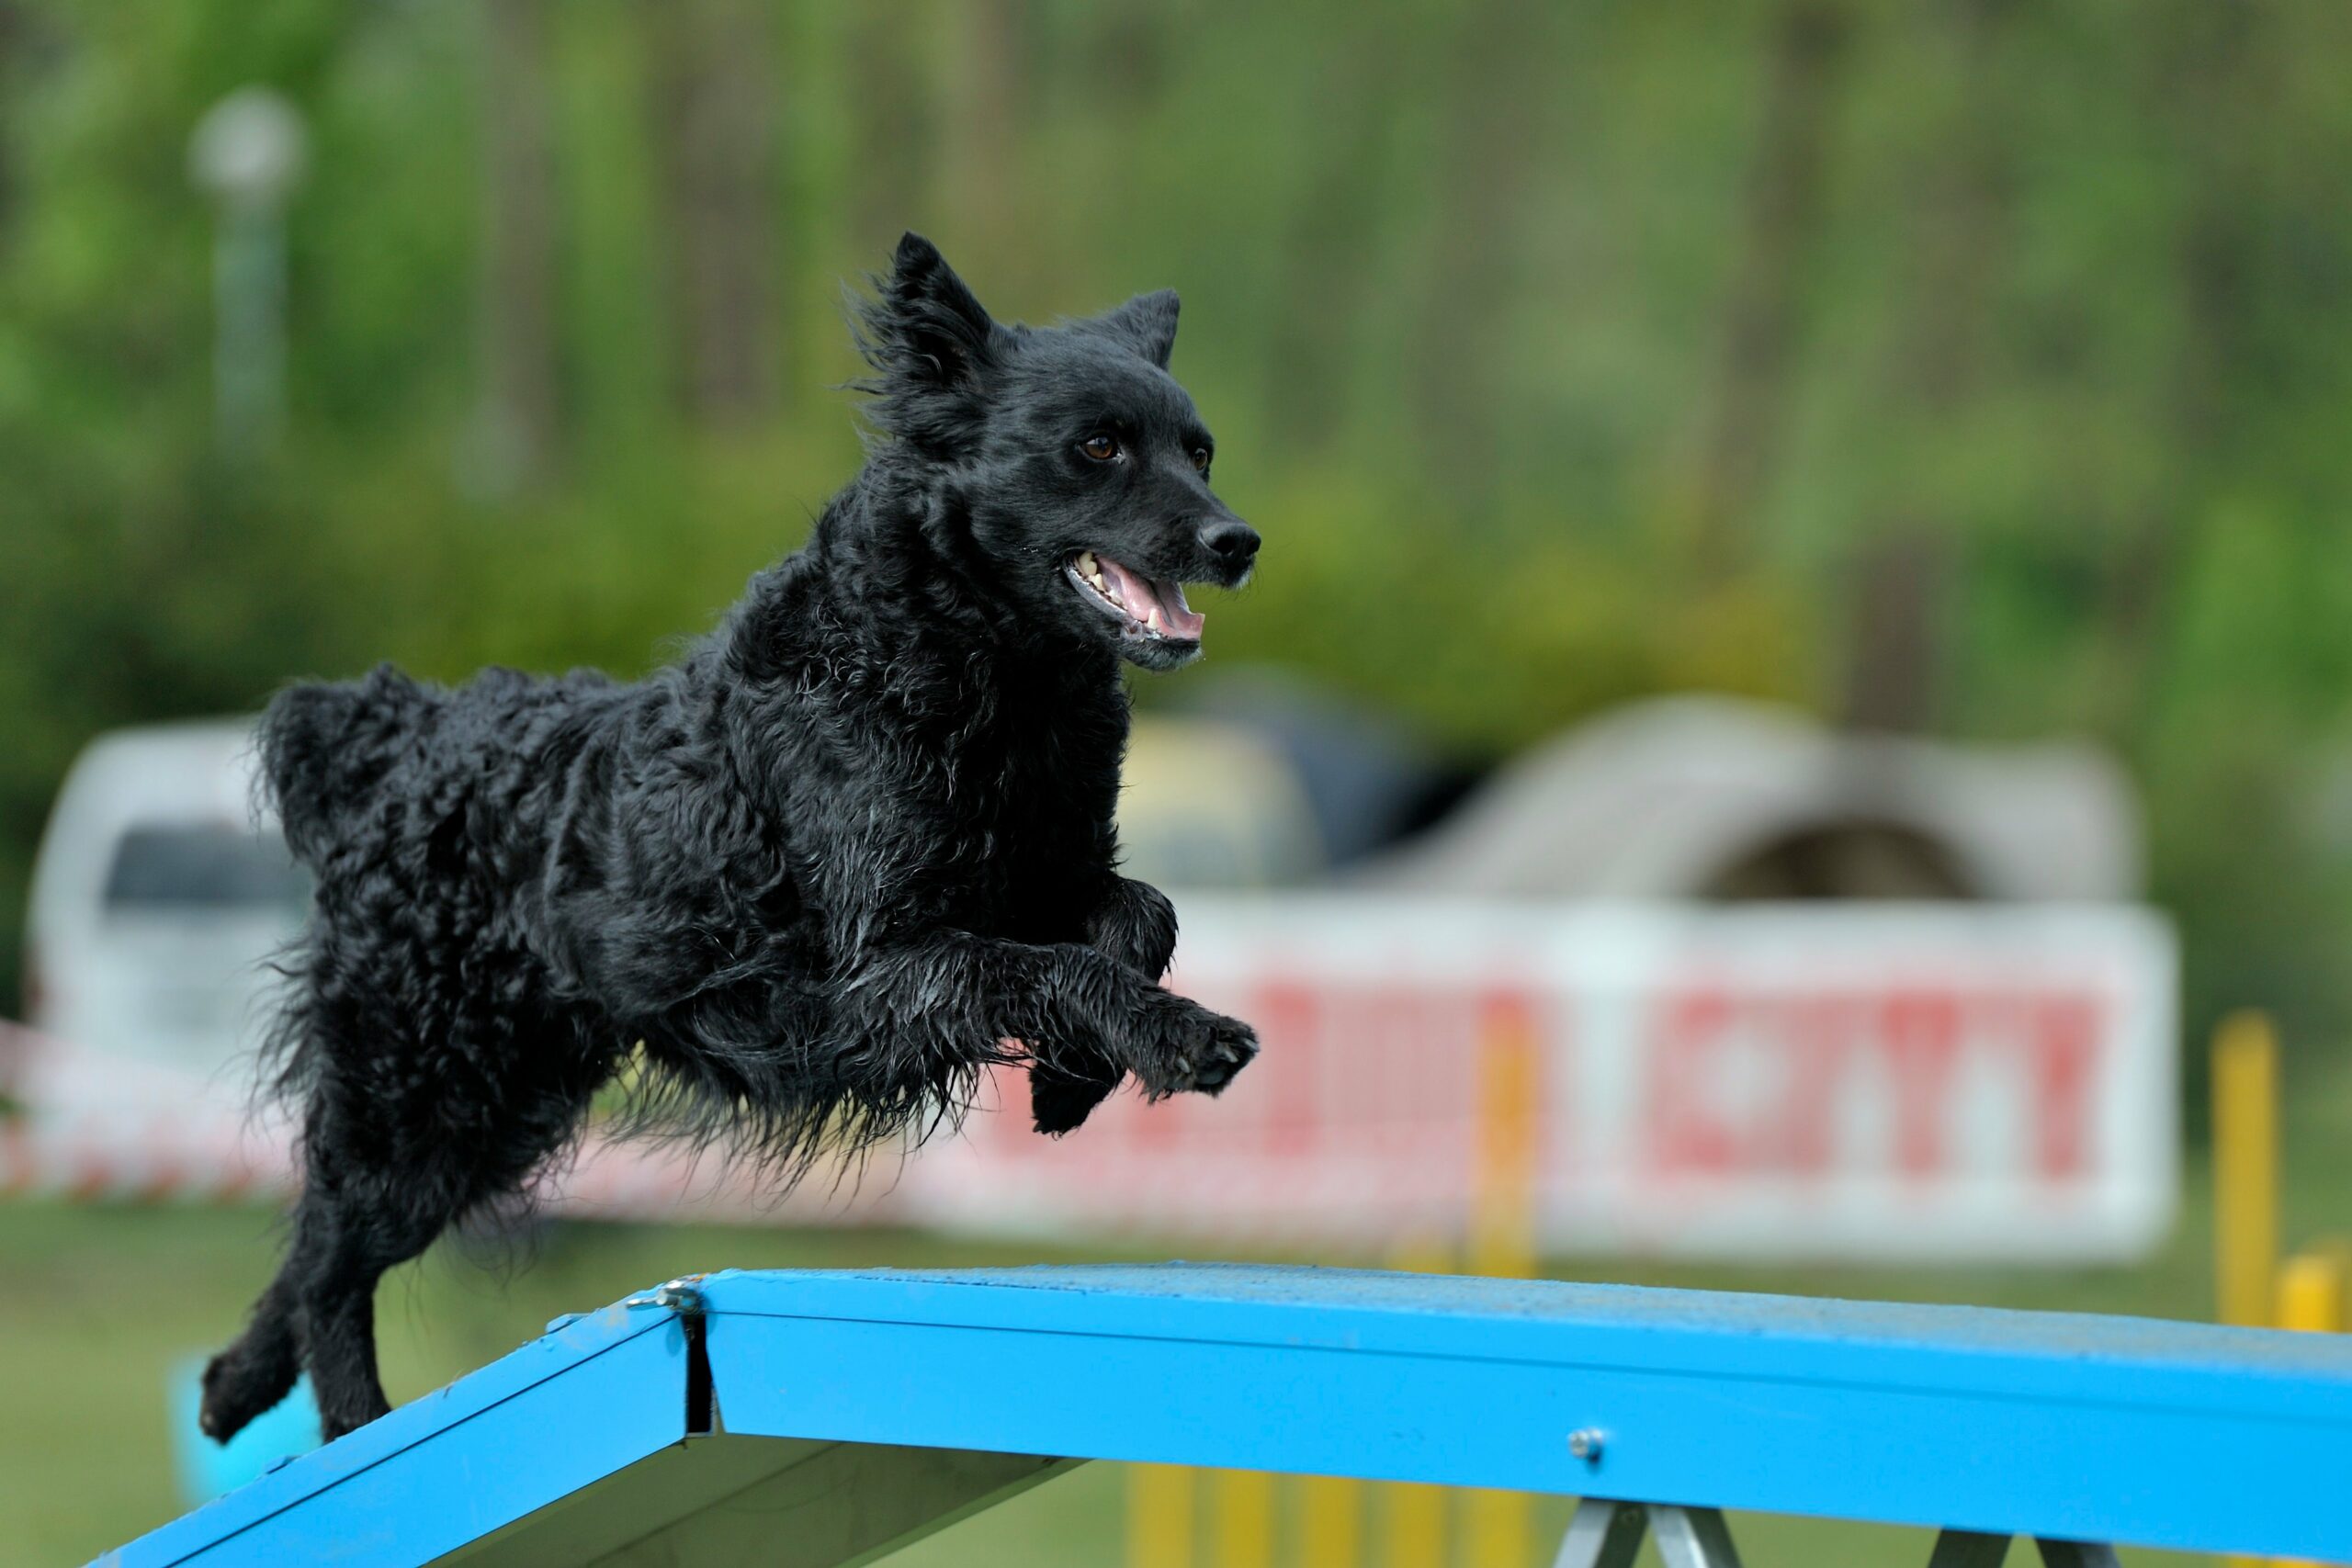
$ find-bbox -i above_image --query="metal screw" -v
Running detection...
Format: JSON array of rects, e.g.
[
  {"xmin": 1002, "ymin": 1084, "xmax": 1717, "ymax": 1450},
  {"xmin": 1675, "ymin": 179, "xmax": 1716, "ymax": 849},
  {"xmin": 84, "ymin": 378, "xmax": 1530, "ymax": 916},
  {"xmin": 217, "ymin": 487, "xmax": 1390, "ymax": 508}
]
[
  {"xmin": 622, "ymin": 1273, "xmax": 709, "ymax": 1314},
  {"xmin": 1568, "ymin": 1428, "xmax": 1606, "ymax": 1462}
]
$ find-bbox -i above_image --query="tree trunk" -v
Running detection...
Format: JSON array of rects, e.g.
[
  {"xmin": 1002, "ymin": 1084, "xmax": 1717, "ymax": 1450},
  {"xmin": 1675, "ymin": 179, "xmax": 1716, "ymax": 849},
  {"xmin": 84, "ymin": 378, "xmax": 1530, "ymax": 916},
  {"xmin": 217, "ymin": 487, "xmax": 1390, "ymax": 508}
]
[
  {"xmin": 642, "ymin": 0, "xmax": 779, "ymax": 423},
  {"xmin": 940, "ymin": 0, "xmax": 1027, "ymax": 269},
  {"xmin": 2089, "ymin": 1, "xmax": 2266, "ymax": 738},
  {"xmin": 1404, "ymin": 0, "xmax": 1545, "ymax": 502},
  {"xmin": 1266, "ymin": 38, "xmax": 1404, "ymax": 451},
  {"xmin": 1689, "ymin": 0, "xmax": 1851, "ymax": 564},
  {"xmin": 1839, "ymin": 0, "xmax": 2008, "ymax": 733},
  {"xmin": 476, "ymin": 0, "xmax": 562, "ymax": 489},
  {"xmin": 844, "ymin": 7, "xmax": 935, "ymax": 262},
  {"xmin": 0, "ymin": 2, "xmax": 25, "ymax": 262}
]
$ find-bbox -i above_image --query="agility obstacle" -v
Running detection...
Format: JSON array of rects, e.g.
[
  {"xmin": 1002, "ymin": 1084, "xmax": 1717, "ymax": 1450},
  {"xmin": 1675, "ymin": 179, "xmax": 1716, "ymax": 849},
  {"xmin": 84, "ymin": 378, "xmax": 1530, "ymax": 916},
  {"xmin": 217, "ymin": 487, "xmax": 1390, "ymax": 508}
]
[{"xmin": 96, "ymin": 1261, "xmax": 2352, "ymax": 1566}]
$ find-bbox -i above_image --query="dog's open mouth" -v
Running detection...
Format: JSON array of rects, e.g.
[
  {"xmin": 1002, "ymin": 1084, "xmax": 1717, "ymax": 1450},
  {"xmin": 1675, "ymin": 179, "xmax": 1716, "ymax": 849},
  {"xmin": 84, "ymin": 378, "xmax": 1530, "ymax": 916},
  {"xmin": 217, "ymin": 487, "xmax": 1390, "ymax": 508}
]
[{"xmin": 1064, "ymin": 550, "xmax": 1206, "ymax": 643}]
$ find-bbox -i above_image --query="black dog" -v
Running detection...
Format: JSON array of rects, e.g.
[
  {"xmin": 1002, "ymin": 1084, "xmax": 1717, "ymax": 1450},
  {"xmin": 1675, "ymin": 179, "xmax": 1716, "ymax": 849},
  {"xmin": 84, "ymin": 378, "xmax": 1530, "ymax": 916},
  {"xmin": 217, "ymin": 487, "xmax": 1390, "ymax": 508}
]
[{"xmin": 201, "ymin": 234, "xmax": 1261, "ymax": 1444}]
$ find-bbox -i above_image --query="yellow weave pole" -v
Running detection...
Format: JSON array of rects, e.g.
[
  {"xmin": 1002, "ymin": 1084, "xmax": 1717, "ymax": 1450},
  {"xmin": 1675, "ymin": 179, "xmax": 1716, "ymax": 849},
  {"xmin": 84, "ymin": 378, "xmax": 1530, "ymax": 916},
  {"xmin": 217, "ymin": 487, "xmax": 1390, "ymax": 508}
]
[
  {"xmin": 2213, "ymin": 1010, "xmax": 2281, "ymax": 1329},
  {"xmin": 1378, "ymin": 1240, "xmax": 1453, "ymax": 1568},
  {"xmin": 1464, "ymin": 1488, "xmax": 1532, "ymax": 1568},
  {"xmin": 1298, "ymin": 1472, "xmax": 1363, "ymax": 1568},
  {"xmin": 1470, "ymin": 994, "xmax": 1542, "ymax": 1280},
  {"xmin": 2278, "ymin": 1250, "xmax": 2348, "ymax": 1568},
  {"xmin": 2268, "ymin": 1250, "xmax": 2348, "ymax": 1568},
  {"xmin": 1464, "ymin": 996, "xmax": 1542, "ymax": 1568},
  {"xmin": 2278, "ymin": 1249, "xmax": 2347, "ymax": 1334},
  {"xmin": 1127, "ymin": 1462, "xmax": 1194, "ymax": 1568},
  {"xmin": 2213, "ymin": 1013, "xmax": 2282, "ymax": 1568},
  {"xmin": 1214, "ymin": 1469, "xmax": 1277, "ymax": 1568},
  {"xmin": 1383, "ymin": 1483, "xmax": 1449, "ymax": 1568}
]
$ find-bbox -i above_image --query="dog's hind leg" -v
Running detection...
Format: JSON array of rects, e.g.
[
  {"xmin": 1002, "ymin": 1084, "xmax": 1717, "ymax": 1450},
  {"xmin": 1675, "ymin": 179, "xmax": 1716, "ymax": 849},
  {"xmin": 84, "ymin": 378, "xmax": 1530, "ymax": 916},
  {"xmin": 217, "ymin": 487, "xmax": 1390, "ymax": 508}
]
[
  {"xmin": 293, "ymin": 1171, "xmax": 442, "ymax": 1441},
  {"xmin": 200, "ymin": 1163, "xmax": 430, "ymax": 1442},
  {"xmin": 291, "ymin": 1111, "xmax": 576, "ymax": 1439},
  {"xmin": 198, "ymin": 1240, "xmax": 311, "ymax": 1441},
  {"xmin": 285, "ymin": 1003, "xmax": 612, "ymax": 1442}
]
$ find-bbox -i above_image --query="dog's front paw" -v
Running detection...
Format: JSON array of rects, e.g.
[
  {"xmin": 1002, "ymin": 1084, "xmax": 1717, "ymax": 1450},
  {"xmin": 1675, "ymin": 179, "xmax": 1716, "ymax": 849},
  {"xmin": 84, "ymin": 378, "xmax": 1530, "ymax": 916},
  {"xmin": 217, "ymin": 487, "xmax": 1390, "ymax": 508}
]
[
  {"xmin": 1134, "ymin": 998, "xmax": 1259, "ymax": 1099},
  {"xmin": 1028, "ymin": 1057, "xmax": 1122, "ymax": 1136}
]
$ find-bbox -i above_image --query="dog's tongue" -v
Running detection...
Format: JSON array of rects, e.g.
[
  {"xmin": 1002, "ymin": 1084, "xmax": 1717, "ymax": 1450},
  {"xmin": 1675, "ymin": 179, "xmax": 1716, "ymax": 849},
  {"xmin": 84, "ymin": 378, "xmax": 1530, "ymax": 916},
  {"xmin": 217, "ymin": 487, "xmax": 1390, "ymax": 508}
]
[{"xmin": 1099, "ymin": 556, "xmax": 1206, "ymax": 639}]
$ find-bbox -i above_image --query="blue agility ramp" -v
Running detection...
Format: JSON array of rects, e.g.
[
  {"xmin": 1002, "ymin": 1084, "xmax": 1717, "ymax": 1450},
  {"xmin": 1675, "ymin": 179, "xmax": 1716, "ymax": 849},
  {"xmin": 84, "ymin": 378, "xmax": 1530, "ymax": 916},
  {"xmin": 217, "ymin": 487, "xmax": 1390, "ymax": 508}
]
[{"xmin": 99, "ymin": 1264, "xmax": 2352, "ymax": 1566}]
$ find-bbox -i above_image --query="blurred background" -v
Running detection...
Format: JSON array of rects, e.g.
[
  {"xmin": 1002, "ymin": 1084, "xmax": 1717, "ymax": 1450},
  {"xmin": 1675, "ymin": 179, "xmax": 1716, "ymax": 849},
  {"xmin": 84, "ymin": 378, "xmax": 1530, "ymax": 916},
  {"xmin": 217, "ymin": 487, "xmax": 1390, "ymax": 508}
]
[{"xmin": 6, "ymin": 1, "xmax": 2352, "ymax": 1564}]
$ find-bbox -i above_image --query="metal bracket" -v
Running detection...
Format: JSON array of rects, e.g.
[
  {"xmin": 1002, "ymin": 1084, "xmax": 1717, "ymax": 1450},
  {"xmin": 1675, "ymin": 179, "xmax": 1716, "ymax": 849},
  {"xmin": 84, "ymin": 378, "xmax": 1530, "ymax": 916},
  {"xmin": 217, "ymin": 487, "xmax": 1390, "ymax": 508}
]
[
  {"xmin": 1554, "ymin": 1499, "xmax": 1745, "ymax": 1568},
  {"xmin": 1559, "ymin": 1507, "xmax": 2125, "ymax": 1568},
  {"xmin": 620, "ymin": 1273, "xmax": 708, "ymax": 1314},
  {"xmin": 618, "ymin": 1274, "xmax": 714, "ymax": 1435}
]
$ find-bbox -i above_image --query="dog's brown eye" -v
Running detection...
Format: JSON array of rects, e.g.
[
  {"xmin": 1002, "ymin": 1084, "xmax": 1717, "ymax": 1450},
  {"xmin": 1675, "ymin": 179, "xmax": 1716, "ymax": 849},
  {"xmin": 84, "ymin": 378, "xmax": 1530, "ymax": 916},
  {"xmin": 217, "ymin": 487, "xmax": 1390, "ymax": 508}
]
[
  {"xmin": 1191, "ymin": 447, "xmax": 1212, "ymax": 473},
  {"xmin": 1080, "ymin": 434, "xmax": 1120, "ymax": 462}
]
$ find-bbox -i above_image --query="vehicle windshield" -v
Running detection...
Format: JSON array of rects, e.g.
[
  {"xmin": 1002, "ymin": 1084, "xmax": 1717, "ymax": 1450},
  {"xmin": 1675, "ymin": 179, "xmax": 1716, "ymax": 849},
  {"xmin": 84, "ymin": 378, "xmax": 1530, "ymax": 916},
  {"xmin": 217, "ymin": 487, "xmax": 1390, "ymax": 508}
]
[{"xmin": 102, "ymin": 823, "xmax": 310, "ymax": 913}]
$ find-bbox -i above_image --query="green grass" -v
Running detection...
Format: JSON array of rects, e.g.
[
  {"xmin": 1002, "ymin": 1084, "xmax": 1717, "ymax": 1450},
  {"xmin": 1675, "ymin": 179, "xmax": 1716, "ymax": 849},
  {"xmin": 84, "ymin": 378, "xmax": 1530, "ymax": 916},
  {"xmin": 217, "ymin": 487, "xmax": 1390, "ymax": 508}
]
[{"xmin": 7, "ymin": 1055, "xmax": 2352, "ymax": 1567}]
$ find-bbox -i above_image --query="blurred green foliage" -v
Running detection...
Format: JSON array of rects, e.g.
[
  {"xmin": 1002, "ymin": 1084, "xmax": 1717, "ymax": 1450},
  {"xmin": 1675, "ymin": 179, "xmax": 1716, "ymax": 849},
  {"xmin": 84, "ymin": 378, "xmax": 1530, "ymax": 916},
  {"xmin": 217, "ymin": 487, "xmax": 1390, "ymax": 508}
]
[{"xmin": 6, "ymin": 0, "xmax": 2352, "ymax": 1069}]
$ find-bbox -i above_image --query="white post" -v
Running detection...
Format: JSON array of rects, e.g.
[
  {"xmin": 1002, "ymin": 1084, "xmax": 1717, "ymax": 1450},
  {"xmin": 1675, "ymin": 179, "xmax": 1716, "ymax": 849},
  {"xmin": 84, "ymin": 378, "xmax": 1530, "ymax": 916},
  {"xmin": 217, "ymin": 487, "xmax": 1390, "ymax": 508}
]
[{"xmin": 187, "ymin": 87, "xmax": 306, "ymax": 460}]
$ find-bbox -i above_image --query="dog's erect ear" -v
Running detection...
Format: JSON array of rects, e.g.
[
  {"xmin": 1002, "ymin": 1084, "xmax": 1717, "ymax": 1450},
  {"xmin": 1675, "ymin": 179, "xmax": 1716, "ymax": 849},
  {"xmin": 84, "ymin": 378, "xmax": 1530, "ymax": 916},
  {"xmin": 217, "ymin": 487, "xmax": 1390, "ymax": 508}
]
[
  {"xmin": 876, "ymin": 232, "xmax": 1000, "ymax": 386},
  {"xmin": 851, "ymin": 233, "xmax": 1007, "ymax": 451},
  {"xmin": 1089, "ymin": 289, "xmax": 1180, "ymax": 369}
]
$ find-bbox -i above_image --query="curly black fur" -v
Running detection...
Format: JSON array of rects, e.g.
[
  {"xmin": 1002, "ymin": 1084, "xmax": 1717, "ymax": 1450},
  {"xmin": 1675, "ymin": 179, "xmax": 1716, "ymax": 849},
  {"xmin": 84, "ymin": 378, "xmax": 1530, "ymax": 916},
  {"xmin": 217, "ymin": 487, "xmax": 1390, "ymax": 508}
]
[{"xmin": 200, "ymin": 234, "xmax": 1262, "ymax": 1444}]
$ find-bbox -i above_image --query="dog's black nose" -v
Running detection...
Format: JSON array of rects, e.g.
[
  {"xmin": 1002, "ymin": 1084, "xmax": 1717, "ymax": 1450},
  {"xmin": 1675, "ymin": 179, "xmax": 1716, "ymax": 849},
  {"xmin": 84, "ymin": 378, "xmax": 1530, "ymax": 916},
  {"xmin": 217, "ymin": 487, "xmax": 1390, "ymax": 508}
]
[{"xmin": 1200, "ymin": 519, "xmax": 1260, "ymax": 571}]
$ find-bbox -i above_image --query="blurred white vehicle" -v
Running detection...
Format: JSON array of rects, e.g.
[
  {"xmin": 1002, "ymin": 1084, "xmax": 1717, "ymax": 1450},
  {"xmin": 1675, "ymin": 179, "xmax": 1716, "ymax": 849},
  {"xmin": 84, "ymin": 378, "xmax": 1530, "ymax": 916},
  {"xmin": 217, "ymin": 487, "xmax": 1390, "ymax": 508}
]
[
  {"xmin": 1357, "ymin": 695, "xmax": 2142, "ymax": 902},
  {"xmin": 1118, "ymin": 716, "xmax": 1325, "ymax": 889},
  {"xmin": 25, "ymin": 719, "xmax": 307, "ymax": 1085}
]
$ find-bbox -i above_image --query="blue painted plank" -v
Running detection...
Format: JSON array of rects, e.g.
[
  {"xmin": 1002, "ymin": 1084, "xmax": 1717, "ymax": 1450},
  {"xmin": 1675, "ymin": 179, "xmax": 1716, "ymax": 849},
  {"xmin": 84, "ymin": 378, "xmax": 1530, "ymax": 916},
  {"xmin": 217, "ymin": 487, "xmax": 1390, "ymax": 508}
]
[
  {"xmin": 92, "ymin": 1263, "xmax": 2352, "ymax": 1566},
  {"xmin": 97, "ymin": 1302, "xmax": 688, "ymax": 1568},
  {"xmin": 698, "ymin": 1264, "xmax": 2352, "ymax": 1561}
]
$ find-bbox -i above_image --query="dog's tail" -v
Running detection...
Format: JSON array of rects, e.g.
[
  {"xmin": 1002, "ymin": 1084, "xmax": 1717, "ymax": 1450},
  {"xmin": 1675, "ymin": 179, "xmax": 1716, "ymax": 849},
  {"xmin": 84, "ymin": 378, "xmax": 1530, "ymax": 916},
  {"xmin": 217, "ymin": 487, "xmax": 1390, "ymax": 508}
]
[
  {"xmin": 254, "ymin": 663, "xmax": 429, "ymax": 865},
  {"xmin": 249, "ymin": 665, "xmax": 435, "ymax": 1111}
]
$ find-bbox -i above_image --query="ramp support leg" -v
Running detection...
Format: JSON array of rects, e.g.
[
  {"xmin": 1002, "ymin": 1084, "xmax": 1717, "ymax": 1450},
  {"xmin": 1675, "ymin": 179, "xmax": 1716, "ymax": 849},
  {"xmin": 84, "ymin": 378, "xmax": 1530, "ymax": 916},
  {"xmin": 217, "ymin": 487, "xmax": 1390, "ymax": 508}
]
[
  {"xmin": 1552, "ymin": 1498, "xmax": 1647, "ymax": 1568},
  {"xmin": 1553, "ymin": 1499, "xmax": 1744, "ymax": 1568},
  {"xmin": 1564, "ymin": 1510, "xmax": 2124, "ymax": 1568},
  {"xmin": 1926, "ymin": 1528, "xmax": 2125, "ymax": 1568},
  {"xmin": 1928, "ymin": 1529, "xmax": 2012, "ymax": 1567}
]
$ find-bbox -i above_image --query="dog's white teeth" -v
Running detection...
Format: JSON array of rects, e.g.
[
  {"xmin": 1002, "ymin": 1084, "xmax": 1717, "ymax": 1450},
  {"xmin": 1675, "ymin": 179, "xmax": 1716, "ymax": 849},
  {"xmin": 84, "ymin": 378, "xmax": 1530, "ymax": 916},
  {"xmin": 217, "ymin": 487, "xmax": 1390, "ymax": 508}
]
[
  {"xmin": 1145, "ymin": 605, "xmax": 1164, "ymax": 635},
  {"xmin": 1077, "ymin": 551, "xmax": 1096, "ymax": 575}
]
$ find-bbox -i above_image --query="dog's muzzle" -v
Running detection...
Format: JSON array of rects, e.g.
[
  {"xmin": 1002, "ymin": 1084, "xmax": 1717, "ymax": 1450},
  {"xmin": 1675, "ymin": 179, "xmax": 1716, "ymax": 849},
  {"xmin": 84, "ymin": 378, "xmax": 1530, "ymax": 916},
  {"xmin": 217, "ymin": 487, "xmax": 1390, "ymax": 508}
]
[{"xmin": 1067, "ymin": 551, "xmax": 1207, "ymax": 642}]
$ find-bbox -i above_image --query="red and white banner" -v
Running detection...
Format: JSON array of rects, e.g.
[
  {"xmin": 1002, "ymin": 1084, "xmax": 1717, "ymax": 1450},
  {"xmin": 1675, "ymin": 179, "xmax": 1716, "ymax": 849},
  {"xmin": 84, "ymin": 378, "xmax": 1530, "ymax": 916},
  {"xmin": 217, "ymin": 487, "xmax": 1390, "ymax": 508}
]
[
  {"xmin": 0, "ymin": 898, "xmax": 2177, "ymax": 1262},
  {"xmin": 930, "ymin": 898, "xmax": 2177, "ymax": 1260}
]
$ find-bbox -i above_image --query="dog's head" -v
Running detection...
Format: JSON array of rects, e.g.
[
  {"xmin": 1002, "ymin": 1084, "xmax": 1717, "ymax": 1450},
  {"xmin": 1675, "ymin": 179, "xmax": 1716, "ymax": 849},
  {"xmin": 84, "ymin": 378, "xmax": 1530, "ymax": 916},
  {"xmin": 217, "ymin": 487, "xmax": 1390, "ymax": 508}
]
[{"xmin": 853, "ymin": 232, "xmax": 1257, "ymax": 671}]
